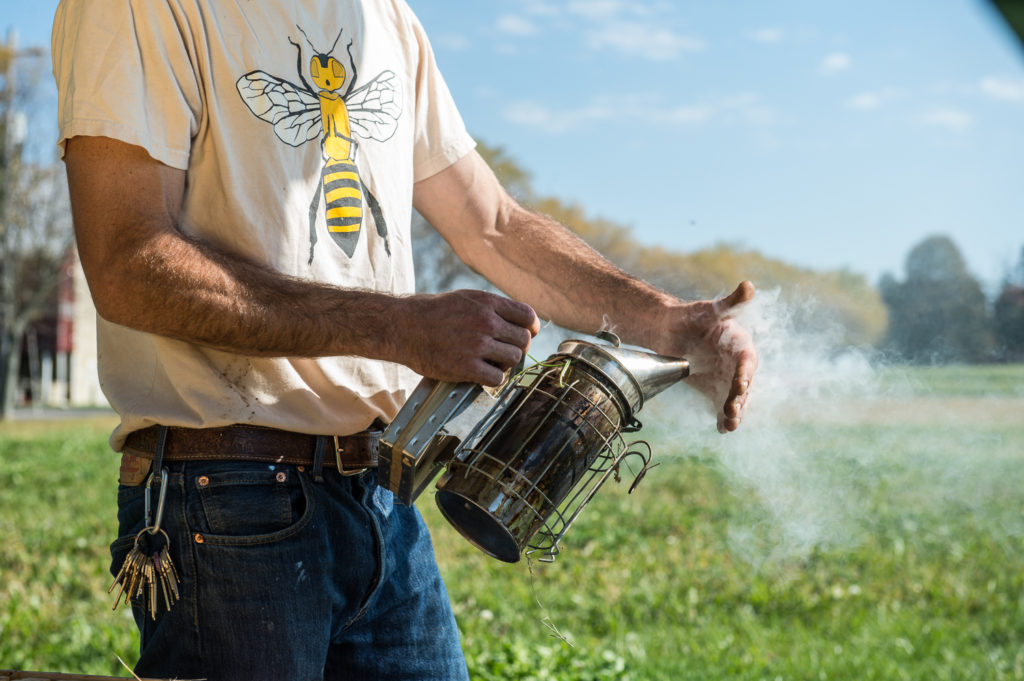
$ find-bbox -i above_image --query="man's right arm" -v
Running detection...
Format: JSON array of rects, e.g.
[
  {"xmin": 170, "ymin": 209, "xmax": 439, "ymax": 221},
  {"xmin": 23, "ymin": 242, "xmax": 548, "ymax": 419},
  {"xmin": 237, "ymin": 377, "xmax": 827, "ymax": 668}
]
[{"xmin": 65, "ymin": 135, "xmax": 537, "ymax": 385}]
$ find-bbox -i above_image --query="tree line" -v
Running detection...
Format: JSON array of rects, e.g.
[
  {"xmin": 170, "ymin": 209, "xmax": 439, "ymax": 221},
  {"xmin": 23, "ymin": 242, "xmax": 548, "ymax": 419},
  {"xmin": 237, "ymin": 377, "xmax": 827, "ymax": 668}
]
[{"xmin": 881, "ymin": 236, "xmax": 1024, "ymax": 363}]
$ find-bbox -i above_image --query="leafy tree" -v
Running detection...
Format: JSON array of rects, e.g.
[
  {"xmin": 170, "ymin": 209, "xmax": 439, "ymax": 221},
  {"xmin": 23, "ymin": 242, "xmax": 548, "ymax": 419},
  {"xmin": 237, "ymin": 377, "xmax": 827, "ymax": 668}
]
[
  {"xmin": 880, "ymin": 235, "xmax": 993, "ymax": 364},
  {"xmin": 1, "ymin": 35, "xmax": 72, "ymax": 418},
  {"xmin": 991, "ymin": 0, "xmax": 1024, "ymax": 52},
  {"xmin": 993, "ymin": 245, "xmax": 1024, "ymax": 361}
]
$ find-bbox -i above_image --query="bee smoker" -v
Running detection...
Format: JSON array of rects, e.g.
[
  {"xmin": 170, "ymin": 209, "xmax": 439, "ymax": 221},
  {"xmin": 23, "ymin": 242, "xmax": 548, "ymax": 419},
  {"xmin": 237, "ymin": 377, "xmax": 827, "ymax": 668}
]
[{"xmin": 379, "ymin": 333, "xmax": 689, "ymax": 563}]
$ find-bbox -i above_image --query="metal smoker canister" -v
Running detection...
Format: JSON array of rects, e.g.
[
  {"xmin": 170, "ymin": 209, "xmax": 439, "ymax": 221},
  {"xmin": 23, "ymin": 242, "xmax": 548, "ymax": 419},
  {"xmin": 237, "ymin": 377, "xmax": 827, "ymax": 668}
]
[{"xmin": 434, "ymin": 337, "xmax": 689, "ymax": 562}]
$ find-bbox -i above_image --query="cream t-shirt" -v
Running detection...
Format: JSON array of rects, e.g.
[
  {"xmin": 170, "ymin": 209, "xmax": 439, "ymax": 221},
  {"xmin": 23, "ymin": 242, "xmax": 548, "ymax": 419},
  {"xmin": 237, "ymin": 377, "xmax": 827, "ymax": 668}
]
[{"xmin": 52, "ymin": 0, "xmax": 476, "ymax": 449}]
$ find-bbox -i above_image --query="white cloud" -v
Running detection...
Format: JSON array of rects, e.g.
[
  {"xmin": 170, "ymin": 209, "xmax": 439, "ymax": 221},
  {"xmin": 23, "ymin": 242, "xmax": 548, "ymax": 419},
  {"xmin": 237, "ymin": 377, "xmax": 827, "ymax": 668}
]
[
  {"xmin": 567, "ymin": 0, "xmax": 627, "ymax": 21},
  {"xmin": 818, "ymin": 52, "xmax": 851, "ymax": 76},
  {"xmin": 661, "ymin": 104, "xmax": 715, "ymax": 124},
  {"xmin": 432, "ymin": 32, "xmax": 470, "ymax": 52},
  {"xmin": 919, "ymin": 108, "xmax": 973, "ymax": 132},
  {"xmin": 524, "ymin": 1, "xmax": 561, "ymax": 17},
  {"xmin": 721, "ymin": 93, "xmax": 777, "ymax": 126},
  {"xmin": 504, "ymin": 99, "xmax": 617, "ymax": 133},
  {"xmin": 847, "ymin": 92, "xmax": 882, "ymax": 110},
  {"xmin": 979, "ymin": 75, "xmax": 1024, "ymax": 102},
  {"xmin": 532, "ymin": 1, "xmax": 705, "ymax": 61},
  {"xmin": 496, "ymin": 14, "xmax": 537, "ymax": 38},
  {"xmin": 504, "ymin": 92, "xmax": 771, "ymax": 133},
  {"xmin": 749, "ymin": 27, "xmax": 783, "ymax": 44},
  {"xmin": 845, "ymin": 87, "xmax": 904, "ymax": 110},
  {"xmin": 586, "ymin": 21, "xmax": 705, "ymax": 61}
]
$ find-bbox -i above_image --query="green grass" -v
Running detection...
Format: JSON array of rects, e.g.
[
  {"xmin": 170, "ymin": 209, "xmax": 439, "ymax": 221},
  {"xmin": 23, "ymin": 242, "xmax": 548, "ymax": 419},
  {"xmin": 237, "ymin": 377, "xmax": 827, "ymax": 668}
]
[
  {"xmin": 0, "ymin": 416, "xmax": 137, "ymax": 675},
  {"xmin": 2, "ymin": 366, "xmax": 1023, "ymax": 679},
  {"xmin": 431, "ymin": 418, "xmax": 1024, "ymax": 681},
  {"xmin": 876, "ymin": 362, "xmax": 1024, "ymax": 398}
]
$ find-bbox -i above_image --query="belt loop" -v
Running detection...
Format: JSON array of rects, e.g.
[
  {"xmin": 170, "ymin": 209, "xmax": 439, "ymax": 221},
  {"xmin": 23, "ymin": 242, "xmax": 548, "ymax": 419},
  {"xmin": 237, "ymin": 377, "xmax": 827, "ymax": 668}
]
[{"xmin": 312, "ymin": 435, "xmax": 328, "ymax": 483}]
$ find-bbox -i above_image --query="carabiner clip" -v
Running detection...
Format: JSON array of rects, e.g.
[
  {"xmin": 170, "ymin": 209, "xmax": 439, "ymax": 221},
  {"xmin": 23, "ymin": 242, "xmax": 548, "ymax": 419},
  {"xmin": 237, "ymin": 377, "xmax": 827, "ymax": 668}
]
[{"xmin": 144, "ymin": 468, "xmax": 169, "ymax": 535}]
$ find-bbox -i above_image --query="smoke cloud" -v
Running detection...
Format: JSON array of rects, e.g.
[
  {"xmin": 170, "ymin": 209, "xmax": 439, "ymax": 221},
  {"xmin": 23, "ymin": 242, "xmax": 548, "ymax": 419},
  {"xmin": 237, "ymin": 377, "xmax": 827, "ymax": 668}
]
[{"xmin": 643, "ymin": 288, "xmax": 1023, "ymax": 565}]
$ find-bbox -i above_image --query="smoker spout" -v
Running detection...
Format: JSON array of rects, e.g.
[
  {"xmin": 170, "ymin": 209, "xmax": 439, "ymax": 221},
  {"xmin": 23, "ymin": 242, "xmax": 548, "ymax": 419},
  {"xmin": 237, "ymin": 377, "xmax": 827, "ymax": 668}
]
[{"xmin": 555, "ymin": 339, "xmax": 690, "ymax": 417}]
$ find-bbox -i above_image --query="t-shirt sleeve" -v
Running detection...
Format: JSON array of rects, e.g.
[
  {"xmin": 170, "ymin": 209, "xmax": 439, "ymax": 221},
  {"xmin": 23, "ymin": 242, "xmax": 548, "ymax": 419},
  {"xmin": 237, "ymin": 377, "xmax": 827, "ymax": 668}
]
[
  {"xmin": 52, "ymin": 0, "xmax": 202, "ymax": 169},
  {"xmin": 399, "ymin": 3, "xmax": 476, "ymax": 183}
]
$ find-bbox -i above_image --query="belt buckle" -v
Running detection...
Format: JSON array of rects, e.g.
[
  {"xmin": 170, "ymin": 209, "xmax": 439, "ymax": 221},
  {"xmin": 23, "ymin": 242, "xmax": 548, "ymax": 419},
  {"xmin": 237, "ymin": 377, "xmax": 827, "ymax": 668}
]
[{"xmin": 333, "ymin": 436, "xmax": 367, "ymax": 476}]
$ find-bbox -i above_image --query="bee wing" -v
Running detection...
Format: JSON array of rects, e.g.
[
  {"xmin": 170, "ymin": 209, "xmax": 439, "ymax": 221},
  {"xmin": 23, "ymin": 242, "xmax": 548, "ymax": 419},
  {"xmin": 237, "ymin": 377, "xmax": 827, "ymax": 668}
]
[
  {"xmin": 346, "ymin": 70, "xmax": 402, "ymax": 142},
  {"xmin": 236, "ymin": 70, "xmax": 323, "ymax": 146}
]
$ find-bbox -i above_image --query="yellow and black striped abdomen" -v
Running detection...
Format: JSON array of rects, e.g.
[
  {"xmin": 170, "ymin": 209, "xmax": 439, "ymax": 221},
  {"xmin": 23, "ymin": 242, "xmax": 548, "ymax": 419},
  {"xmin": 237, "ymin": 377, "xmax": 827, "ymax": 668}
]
[{"xmin": 323, "ymin": 158, "xmax": 363, "ymax": 255}]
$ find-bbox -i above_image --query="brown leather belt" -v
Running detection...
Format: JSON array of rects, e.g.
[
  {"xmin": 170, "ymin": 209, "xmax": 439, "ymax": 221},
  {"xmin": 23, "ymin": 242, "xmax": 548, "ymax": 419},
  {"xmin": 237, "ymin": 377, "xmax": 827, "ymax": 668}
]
[{"xmin": 122, "ymin": 423, "xmax": 381, "ymax": 475}]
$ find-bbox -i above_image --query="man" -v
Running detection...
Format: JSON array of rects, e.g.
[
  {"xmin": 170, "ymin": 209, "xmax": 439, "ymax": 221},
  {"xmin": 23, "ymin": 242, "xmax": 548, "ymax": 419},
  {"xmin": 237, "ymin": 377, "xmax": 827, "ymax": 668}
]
[{"xmin": 53, "ymin": 1, "xmax": 756, "ymax": 679}]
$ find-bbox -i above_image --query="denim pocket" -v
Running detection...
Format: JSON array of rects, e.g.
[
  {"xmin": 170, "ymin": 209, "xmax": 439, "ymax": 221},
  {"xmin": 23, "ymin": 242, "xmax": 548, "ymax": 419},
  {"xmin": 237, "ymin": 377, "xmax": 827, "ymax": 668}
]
[{"xmin": 192, "ymin": 464, "xmax": 314, "ymax": 545}]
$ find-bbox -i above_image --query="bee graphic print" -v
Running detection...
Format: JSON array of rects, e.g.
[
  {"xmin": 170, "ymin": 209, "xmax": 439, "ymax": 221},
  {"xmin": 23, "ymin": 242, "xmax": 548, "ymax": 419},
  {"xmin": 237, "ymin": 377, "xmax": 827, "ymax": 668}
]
[{"xmin": 237, "ymin": 27, "xmax": 402, "ymax": 262}]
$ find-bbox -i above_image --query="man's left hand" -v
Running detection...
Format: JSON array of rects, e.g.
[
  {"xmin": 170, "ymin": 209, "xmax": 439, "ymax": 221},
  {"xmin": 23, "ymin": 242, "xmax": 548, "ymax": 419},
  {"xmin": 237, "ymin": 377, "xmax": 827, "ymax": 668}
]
[{"xmin": 654, "ymin": 281, "xmax": 758, "ymax": 433}]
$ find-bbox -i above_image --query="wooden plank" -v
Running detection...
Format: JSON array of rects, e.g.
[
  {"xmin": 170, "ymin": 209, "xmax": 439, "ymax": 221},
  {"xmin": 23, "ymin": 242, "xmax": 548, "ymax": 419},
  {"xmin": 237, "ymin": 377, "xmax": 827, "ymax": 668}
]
[{"xmin": 0, "ymin": 672, "xmax": 167, "ymax": 681}]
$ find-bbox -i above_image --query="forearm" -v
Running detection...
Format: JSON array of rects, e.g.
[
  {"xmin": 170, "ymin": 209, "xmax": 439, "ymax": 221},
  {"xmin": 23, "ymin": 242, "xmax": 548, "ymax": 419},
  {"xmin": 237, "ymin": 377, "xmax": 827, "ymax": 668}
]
[
  {"xmin": 82, "ymin": 219, "xmax": 538, "ymax": 384},
  {"xmin": 88, "ymin": 225, "xmax": 400, "ymax": 359},
  {"xmin": 466, "ymin": 202, "xmax": 679, "ymax": 350}
]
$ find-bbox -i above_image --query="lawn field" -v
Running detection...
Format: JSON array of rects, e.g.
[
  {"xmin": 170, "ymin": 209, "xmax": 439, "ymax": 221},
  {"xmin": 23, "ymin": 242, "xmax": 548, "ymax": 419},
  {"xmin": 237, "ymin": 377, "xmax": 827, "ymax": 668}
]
[{"xmin": 1, "ymin": 365, "xmax": 1022, "ymax": 679}]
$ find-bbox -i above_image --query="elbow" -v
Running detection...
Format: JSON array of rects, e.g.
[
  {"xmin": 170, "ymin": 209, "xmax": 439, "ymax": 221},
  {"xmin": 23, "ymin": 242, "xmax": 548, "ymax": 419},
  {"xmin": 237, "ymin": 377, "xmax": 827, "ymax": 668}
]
[
  {"xmin": 460, "ymin": 191, "xmax": 520, "ymax": 268},
  {"xmin": 75, "ymin": 237, "xmax": 154, "ymax": 329},
  {"xmin": 80, "ymin": 259, "xmax": 137, "ymax": 327}
]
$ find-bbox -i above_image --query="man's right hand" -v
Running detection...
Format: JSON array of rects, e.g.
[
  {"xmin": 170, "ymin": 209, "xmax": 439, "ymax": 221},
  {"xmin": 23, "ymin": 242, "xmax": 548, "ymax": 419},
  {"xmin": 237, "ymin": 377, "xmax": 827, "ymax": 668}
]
[{"xmin": 394, "ymin": 289, "xmax": 540, "ymax": 386}]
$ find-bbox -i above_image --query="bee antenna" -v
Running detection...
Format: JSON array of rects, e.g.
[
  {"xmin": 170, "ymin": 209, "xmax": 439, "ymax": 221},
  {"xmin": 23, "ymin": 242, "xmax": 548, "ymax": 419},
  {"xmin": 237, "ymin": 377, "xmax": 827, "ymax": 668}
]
[
  {"xmin": 295, "ymin": 24, "xmax": 316, "ymax": 52},
  {"xmin": 329, "ymin": 28, "xmax": 344, "ymax": 55}
]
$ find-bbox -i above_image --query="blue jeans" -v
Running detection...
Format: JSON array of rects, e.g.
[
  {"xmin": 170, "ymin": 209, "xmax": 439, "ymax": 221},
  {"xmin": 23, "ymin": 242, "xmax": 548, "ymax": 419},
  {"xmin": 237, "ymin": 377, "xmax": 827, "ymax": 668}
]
[{"xmin": 111, "ymin": 460, "xmax": 469, "ymax": 680}]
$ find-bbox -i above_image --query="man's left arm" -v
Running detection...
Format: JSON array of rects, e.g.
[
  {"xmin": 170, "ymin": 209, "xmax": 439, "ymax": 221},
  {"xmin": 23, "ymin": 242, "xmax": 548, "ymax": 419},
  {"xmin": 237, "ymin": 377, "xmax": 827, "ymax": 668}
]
[{"xmin": 413, "ymin": 150, "xmax": 758, "ymax": 432}]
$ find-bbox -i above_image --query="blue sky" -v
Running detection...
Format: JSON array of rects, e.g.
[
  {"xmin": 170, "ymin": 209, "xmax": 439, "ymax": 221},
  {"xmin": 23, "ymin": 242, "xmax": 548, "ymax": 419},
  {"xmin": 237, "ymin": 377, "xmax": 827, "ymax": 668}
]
[{"xmin": 5, "ymin": 0, "xmax": 1024, "ymax": 290}]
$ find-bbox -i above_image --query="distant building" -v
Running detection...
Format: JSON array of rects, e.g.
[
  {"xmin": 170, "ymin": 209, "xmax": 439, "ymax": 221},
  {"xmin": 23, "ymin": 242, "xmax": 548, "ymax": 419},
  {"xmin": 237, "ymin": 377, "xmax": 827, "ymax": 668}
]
[
  {"xmin": 68, "ymin": 249, "xmax": 106, "ymax": 406},
  {"xmin": 19, "ymin": 248, "xmax": 106, "ymax": 409}
]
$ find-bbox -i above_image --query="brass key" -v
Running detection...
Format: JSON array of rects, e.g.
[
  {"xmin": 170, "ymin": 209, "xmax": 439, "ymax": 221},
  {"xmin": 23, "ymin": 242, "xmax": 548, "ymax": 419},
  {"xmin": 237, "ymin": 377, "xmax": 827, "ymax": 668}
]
[
  {"xmin": 108, "ymin": 468, "xmax": 180, "ymax": 619},
  {"xmin": 109, "ymin": 527, "xmax": 181, "ymax": 618}
]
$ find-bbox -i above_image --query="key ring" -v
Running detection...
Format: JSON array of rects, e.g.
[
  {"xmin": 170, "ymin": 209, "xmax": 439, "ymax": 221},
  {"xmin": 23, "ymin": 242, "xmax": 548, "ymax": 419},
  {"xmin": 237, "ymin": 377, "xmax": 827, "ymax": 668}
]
[{"xmin": 135, "ymin": 525, "xmax": 171, "ymax": 546}]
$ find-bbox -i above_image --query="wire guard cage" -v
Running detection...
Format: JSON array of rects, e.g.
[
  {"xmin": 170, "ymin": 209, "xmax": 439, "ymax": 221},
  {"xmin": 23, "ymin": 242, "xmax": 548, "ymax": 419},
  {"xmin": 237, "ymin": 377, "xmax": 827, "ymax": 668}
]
[{"xmin": 435, "ymin": 355, "xmax": 656, "ymax": 563}]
